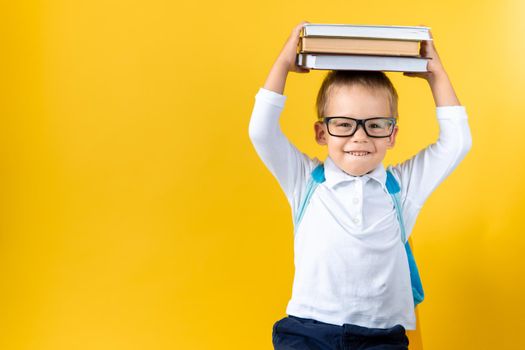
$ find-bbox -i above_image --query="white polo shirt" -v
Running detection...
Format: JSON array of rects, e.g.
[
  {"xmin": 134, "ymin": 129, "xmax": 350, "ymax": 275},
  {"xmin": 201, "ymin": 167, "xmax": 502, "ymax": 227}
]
[{"xmin": 248, "ymin": 87, "xmax": 472, "ymax": 330}]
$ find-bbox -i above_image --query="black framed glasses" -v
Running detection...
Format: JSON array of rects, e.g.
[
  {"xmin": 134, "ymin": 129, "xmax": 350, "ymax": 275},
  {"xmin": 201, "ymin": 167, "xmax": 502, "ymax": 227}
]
[{"xmin": 320, "ymin": 116, "xmax": 397, "ymax": 138}]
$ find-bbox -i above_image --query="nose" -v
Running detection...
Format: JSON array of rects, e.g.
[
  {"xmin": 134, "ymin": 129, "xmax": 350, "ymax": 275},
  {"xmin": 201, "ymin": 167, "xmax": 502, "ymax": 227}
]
[{"xmin": 351, "ymin": 124, "xmax": 369, "ymax": 141}]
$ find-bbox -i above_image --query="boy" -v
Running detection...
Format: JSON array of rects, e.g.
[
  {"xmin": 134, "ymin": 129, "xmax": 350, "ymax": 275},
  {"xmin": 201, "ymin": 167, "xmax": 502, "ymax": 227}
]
[{"xmin": 248, "ymin": 21, "xmax": 472, "ymax": 350}]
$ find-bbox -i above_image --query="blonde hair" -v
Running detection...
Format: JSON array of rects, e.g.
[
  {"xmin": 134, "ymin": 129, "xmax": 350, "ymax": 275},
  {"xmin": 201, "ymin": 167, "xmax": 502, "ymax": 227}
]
[{"xmin": 316, "ymin": 70, "xmax": 399, "ymax": 119}]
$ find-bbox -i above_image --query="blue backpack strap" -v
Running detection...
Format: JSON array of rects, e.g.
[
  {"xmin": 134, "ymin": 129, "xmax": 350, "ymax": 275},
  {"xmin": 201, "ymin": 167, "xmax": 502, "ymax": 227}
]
[
  {"xmin": 386, "ymin": 168, "xmax": 425, "ymax": 307},
  {"xmin": 385, "ymin": 171, "xmax": 407, "ymax": 243},
  {"xmin": 311, "ymin": 163, "xmax": 326, "ymax": 183},
  {"xmin": 293, "ymin": 163, "xmax": 325, "ymax": 234}
]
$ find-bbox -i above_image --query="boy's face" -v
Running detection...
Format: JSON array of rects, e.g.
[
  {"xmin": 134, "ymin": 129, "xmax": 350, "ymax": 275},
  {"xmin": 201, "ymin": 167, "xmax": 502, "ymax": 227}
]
[{"xmin": 314, "ymin": 84, "xmax": 398, "ymax": 176}]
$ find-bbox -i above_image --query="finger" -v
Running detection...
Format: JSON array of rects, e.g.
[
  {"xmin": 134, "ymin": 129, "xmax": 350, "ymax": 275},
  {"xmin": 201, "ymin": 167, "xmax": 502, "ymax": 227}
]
[
  {"xmin": 404, "ymin": 72, "xmax": 422, "ymax": 78},
  {"xmin": 420, "ymin": 41, "xmax": 428, "ymax": 55},
  {"xmin": 289, "ymin": 23, "xmax": 305, "ymax": 43},
  {"xmin": 294, "ymin": 21, "xmax": 308, "ymax": 32},
  {"xmin": 423, "ymin": 39, "xmax": 436, "ymax": 56}
]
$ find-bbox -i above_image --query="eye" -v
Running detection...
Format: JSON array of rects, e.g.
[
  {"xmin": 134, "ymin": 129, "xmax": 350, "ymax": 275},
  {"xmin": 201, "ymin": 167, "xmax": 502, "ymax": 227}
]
[{"xmin": 332, "ymin": 120, "xmax": 354, "ymax": 127}]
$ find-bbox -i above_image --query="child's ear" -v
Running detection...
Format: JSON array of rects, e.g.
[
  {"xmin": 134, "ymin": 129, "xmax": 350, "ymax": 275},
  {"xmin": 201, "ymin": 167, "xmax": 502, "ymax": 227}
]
[
  {"xmin": 314, "ymin": 121, "xmax": 327, "ymax": 145},
  {"xmin": 387, "ymin": 126, "xmax": 398, "ymax": 149}
]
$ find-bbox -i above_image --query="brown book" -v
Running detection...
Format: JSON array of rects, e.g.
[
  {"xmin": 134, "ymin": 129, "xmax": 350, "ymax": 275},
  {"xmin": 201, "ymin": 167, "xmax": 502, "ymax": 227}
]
[{"xmin": 299, "ymin": 37, "xmax": 420, "ymax": 57}]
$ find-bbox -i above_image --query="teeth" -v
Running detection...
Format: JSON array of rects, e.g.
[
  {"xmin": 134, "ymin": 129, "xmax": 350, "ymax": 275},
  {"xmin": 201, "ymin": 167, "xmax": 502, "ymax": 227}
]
[{"xmin": 348, "ymin": 152, "xmax": 369, "ymax": 156}]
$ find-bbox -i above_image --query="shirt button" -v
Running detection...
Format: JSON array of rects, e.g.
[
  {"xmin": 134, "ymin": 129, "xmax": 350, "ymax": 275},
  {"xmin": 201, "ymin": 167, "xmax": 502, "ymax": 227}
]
[
  {"xmin": 352, "ymin": 217, "xmax": 360, "ymax": 224},
  {"xmin": 353, "ymin": 198, "xmax": 359, "ymax": 204}
]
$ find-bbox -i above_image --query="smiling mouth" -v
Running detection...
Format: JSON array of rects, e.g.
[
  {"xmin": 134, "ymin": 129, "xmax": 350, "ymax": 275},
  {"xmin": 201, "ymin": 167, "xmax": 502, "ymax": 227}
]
[{"xmin": 345, "ymin": 151, "xmax": 371, "ymax": 157}]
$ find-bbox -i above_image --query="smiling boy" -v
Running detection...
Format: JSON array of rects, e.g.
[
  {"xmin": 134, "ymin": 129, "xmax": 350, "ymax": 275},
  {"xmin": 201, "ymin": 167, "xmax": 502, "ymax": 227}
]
[
  {"xmin": 314, "ymin": 81, "xmax": 398, "ymax": 176},
  {"xmin": 248, "ymin": 21, "xmax": 472, "ymax": 350}
]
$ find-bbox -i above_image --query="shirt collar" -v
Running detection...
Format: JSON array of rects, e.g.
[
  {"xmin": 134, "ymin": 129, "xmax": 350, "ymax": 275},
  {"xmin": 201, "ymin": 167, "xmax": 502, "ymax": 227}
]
[{"xmin": 323, "ymin": 155, "xmax": 387, "ymax": 190}]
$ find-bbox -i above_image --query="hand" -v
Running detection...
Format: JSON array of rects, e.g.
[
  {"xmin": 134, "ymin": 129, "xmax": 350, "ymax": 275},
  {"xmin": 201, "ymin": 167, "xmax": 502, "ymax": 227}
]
[
  {"xmin": 403, "ymin": 27, "xmax": 447, "ymax": 83},
  {"xmin": 275, "ymin": 21, "xmax": 311, "ymax": 74}
]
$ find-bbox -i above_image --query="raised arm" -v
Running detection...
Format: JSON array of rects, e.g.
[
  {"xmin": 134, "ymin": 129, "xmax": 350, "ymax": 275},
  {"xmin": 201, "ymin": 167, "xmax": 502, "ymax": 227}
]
[
  {"xmin": 404, "ymin": 29, "xmax": 461, "ymax": 107},
  {"xmin": 263, "ymin": 21, "xmax": 310, "ymax": 94},
  {"xmin": 387, "ymin": 30, "xmax": 472, "ymax": 241},
  {"xmin": 248, "ymin": 21, "xmax": 319, "ymax": 209},
  {"xmin": 393, "ymin": 29, "xmax": 472, "ymax": 208}
]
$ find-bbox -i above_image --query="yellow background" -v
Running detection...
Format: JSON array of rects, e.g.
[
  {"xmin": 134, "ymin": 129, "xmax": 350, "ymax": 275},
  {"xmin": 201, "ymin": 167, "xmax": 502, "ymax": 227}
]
[{"xmin": 2, "ymin": 0, "xmax": 524, "ymax": 349}]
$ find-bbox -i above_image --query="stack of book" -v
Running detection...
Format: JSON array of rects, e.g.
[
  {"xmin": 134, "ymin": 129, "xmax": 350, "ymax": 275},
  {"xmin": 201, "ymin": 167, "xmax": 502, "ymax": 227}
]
[{"xmin": 296, "ymin": 23, "xmax": 432, "ymax": 72}]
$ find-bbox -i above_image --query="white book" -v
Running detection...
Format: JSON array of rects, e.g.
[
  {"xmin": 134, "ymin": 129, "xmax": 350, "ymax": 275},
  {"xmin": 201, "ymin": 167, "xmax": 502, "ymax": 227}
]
[
  {"xmin": 302, "ymin": 23, "xmax": 431, "ymax": 41},
  {"xmin": 296, "ymin": 53, "xmax": 430, "ymax": 72}
]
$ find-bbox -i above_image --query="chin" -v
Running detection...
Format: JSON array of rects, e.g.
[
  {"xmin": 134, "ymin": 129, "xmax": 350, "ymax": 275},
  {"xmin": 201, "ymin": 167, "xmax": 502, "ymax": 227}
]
[
  {"xmin": 342, "ymin": 166, "xmax": 370, "ymax": 176},
  {"xmin": 346, "ymin": 170, "xmax": 367, "ymax": 176}
]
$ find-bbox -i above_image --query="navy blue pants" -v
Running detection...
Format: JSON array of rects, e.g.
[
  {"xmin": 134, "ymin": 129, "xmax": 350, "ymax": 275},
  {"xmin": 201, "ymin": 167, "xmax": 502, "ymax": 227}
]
[{"xmin": 272, "ymin": 315, "xmax": 409, "ymax": 350}]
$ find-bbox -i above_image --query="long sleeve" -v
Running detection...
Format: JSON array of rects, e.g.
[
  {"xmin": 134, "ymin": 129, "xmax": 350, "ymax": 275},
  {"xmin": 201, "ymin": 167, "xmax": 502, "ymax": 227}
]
[
  {"xmin": 248, "ymin": 87, "xmax": 319, "ymax": 211},
  {"xmin": 389, "ymin": 105, "xmax": 473, "ymax": 210}
]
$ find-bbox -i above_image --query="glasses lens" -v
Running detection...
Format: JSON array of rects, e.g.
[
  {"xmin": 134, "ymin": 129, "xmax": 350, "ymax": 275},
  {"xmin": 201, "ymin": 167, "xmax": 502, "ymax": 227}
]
[
  {"xmin": 327, "ymin": 118, "xmax": 357, "ymax": 136},
  {"xmin": 364, "ymin": 118, "xmax": 395, "ymax": 137}
]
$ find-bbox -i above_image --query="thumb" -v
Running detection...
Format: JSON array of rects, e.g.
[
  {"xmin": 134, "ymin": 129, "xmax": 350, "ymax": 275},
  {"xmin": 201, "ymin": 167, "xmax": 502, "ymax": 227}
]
[
  {"xmin": 295, "ymin": 66, "xmax": 310, "ymax": 73},
  {"xmin": 404, "ymin": 71, "xmax": 427, "ymax": 79}
]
